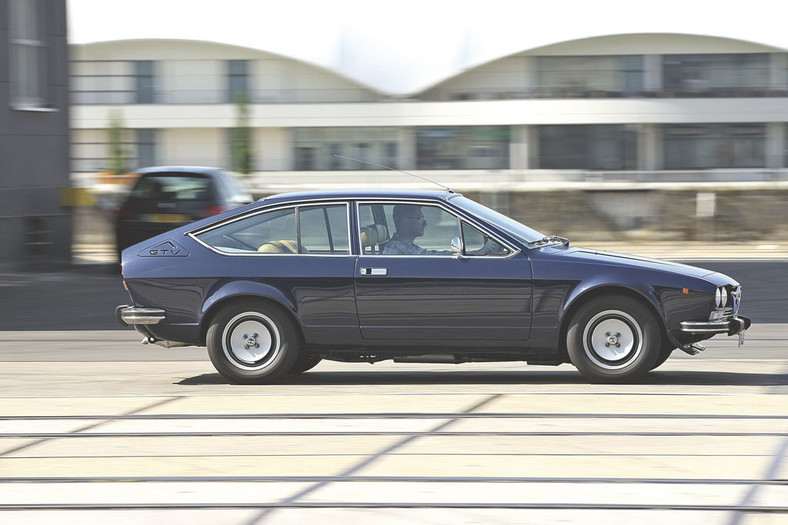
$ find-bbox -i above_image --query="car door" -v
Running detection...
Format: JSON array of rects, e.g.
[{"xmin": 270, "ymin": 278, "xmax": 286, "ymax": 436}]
[{"xmin": 353, "ymin": 201, "xmax": 532, "ymax": 343}]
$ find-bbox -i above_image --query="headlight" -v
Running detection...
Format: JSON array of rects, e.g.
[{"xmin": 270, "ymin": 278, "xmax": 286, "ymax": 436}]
[{"xmin": 715, "ymin": 287, "xmax": 728, "ymax": 308}]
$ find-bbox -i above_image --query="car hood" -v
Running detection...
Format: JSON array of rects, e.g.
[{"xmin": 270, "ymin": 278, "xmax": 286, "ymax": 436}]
[{"xmin": 543, "ymin": 245, "xmax": 716, "ymax": 278}]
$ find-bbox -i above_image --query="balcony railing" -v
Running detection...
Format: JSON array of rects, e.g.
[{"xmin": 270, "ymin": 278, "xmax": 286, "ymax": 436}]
[{"xmin": 71, "ymin": 88, "xmax": 388, "ymax": 105}]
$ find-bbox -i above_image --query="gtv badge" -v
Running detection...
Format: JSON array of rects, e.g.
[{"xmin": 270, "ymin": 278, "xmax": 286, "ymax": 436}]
[{"xmin": 138, "ymin": 239, "xmax": 189, "ymax": 257}]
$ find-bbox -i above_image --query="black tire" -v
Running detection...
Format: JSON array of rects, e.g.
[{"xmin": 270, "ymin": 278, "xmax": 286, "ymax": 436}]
[
  {"xmin": 289, "ymin": 352, "xmax": 322, "ymax": 374},
  {"xmin": 566, "ymin": 294, "xmax": 662, "ymax": 383},
  {"xmin": 651, "ymin": 344, "xmax": 675, "ymax": 371},
  {"xmin": 206, "ymin": 300, "xmax": 299, "ymax": 384}
]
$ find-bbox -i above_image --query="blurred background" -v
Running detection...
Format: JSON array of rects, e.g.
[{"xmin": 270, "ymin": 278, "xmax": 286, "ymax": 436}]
[{"xmin": 2, "ymin": 0, "xmax": 788, "ymax": 271}]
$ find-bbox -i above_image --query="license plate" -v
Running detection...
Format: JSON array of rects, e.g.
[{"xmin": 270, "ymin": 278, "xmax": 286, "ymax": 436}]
[
  {"xmin": 144, "ymin": 214, "xmax": 189, "ymax": 223},
  {"xmin": 738, "ymin": 330, "xmax": 746, "ymax": 348}
]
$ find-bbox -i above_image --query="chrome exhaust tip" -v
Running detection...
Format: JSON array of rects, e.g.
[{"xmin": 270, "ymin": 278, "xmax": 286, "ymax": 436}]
[{"xmin": 680, "ymin": 342, "xmax": 706, "ymax": 356}]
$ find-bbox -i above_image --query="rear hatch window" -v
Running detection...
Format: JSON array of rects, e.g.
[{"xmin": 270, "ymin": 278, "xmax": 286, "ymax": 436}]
[{"xmin": 130, "ymin": 173, "xmax": 214, "ymax": 203}]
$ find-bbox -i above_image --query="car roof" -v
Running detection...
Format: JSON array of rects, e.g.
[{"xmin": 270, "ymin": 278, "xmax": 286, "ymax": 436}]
[
  {"xmin": 135, "ymin": 166, "xmax": 225, "ymax": 177},
  {"xmin": 261, "ymin": 189, "xmax": 459, "ymax": 205}
]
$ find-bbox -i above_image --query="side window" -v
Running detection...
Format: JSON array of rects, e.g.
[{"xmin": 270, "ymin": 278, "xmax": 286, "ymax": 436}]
[
  {"xmin": 195, "ymin": 207, "xmax": 297, "ymax": 254},
  {"xmin": 462, "ymin": 221, "xmax": 511, "ymax": 257},
  {"xmin": 359, "ymin": 202, "xmax": 459, "ymax": 256},
  {"xmin": 194, "ymin": 204, "xmax": 349, "ymax": 255},
  {"xmin": 299, "ymin": 205, "xmax": 349, "ymax": 255}
]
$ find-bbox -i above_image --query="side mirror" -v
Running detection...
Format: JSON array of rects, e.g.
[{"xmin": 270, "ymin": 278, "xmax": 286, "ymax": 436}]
[{"xmin": 451, "ymin": 236, "xmax": 465, "ymax": 259}]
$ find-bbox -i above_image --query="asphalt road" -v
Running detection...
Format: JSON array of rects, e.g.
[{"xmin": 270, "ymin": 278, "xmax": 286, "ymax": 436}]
[
  {"xmin": 0, "ymin": 260, "xmax": 784, "ymax": 331},
  {"xmin": 0, "ymin": 325, "xmax": 786, "ymax": 524}
]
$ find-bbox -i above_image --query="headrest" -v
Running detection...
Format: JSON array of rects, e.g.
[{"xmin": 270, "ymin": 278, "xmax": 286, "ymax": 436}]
[
  {"xmin": 258, "ymin": 240, "xmax": 298, "ymax": 253},
  {"xmin": 360, "ymin": 224, "xmax": 388, "ymax": 247}
]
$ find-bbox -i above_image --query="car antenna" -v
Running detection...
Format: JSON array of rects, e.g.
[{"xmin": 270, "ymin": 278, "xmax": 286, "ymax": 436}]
[{"xmin": 333, "ymin": 154, "xmax": 454, "ymax": 193}]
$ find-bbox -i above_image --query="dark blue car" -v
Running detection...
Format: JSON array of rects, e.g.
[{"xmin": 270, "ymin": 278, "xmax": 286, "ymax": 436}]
[{"xmin": 117, "ymin": 189, "xmax": 750, "ymax": 383}]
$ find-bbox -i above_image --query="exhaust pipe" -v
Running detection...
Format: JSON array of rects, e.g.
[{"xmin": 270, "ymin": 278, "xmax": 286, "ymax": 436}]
[{"xmin": 680, "ymin": 342, "xmax": 706, "ymax": 356}]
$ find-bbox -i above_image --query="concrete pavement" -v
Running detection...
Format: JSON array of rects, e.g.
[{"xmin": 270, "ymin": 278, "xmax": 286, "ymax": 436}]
[{"xmin": 1, "ymin": 337, "xmax": 786, "ymax": 524}]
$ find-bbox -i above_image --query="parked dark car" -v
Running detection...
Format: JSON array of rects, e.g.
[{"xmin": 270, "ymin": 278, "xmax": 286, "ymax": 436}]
[
  {"xmin": 116, "ymin": 189, "xmax": 750, "ymax": 383},
  {"xmin": 115, "ymin": 166, "xmax": 252, "ymax": 257}
]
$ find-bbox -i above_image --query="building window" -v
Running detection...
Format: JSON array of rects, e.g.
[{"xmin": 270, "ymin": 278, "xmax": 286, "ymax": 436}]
[
  {"xmin": 537, "ymin": 56, "xmax": 644, "ymax": 98},
  {"xmin": 663, "ymin": 124, "xmax": 766, "ymax": 169},
  {"xmin": 71, "ymin": 129, "xmax": 158, "ymax": 173},
  {"xmin": 538, "ymin": 125, "xmax": 637, "ymax": 170},
  {"xmin": 416, "ymin": 127, "xmax": 510, "ymax": 170},
  {"xmin": 8, "ymin": 0, "xmax": 48, "ymax": 108},
  {"xmin": 136, "ymin": 129, "xmax": 156, "ymax": 169},
  {"xmin": 293, "ymin": 128, "xmax": 403, "ymax": 170},
  {"xmin": 662, "ymin": 54, "xmax": 770, "ymax": 96},
  {"xmin": 294, "ymin": 147, "xmax": 315, "ymax": 170},
  {"xmin": 384, "ymin": 142, "xmax": 398, "ymax": 168},
  {"xmin": 228, "ymin": 60, "xmax": 249, "ymax": 103},
  {"xmin": 134, "ymin": 61, "xmax": 155, "ymax": 103},
  {"xmin": 72, "ymin": 61, "xmax": 136, "ymax": 104}
]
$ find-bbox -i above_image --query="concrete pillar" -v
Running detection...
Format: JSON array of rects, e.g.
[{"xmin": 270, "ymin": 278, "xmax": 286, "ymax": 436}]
[
  {"xmin": 528, "ymin": 126, "xmax": 540, "ymax": 169},
  {"xmin": 771, "ymin": 54, "xmax": 788, "ymax": 91},
  {"xmin": 398, "ymin": 127, "xmax": 417, "ymax": 170},
  {"xmin": 638, "ymin": 124, "xmax": 662, "ymax": 171},
  {"xmin": 509, "ymin": 125, "xmax": 531, "ymax": 169},
  {"xmin": 522, "ymin": 56, "xmax": 537, "ymax": 95},
  {"xmin": 766, "ymin": 122, "xmax": 785, "ymax": 169},
  {"xmin": 643, "ymin": 55, "xmax": 662, "ymax": 94}
]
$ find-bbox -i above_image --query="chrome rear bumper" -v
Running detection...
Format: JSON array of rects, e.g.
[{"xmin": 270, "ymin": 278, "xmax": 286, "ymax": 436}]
[
  {"xmin": 116, "ymin": 305, "xmax": 166, "ymax": 327},
  {"xmin": 680, "ymin": 315, "xmax": 751, "ymax": 335}
]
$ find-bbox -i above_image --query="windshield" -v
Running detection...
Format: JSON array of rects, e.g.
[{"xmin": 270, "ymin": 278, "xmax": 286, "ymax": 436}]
[{"xmin": 452, "ymin": 196, "xmax": 544, "ymax": 244}]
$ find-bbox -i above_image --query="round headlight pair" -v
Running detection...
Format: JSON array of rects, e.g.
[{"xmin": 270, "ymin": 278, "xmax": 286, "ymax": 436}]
[{"xmin": 715, "ymin": 287, "xmax": 728, "ymax": 308}]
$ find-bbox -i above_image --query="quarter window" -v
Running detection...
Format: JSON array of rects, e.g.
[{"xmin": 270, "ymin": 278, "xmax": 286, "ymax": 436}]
[
  {"xmin": 461, "ymin": 222, "xmax": 510, "ymax": 256},
  {"xmin": 195, "ymin": 204, "xmax": 349, "ymax": 255}
]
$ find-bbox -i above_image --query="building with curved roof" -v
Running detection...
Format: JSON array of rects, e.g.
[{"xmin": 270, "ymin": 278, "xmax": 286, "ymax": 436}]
[{"xmin": 70, "ymin": 32, "xmax": 788, "ymax": 187}]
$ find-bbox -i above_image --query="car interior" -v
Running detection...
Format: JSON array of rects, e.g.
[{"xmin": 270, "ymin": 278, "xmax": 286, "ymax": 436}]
[{"xmin": 360, "ymin": 223, "xmax": 390, "ymax": 254}]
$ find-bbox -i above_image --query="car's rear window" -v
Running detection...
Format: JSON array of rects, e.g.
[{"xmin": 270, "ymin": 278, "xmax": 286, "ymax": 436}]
[{"xmin": 130, "ymin": 174, "xmax": 213, "ymax": 202}]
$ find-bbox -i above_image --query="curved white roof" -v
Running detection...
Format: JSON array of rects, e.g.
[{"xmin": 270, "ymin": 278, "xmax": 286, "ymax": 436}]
[{"xmin": 67, "ymin": 0, "xmax": 788, "ymax": 95}]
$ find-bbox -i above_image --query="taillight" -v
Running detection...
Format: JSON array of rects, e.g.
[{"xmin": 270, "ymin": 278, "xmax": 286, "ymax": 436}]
[{"xmin": 201, "ymin": 205, "xmax": 229, "ymax": 218}]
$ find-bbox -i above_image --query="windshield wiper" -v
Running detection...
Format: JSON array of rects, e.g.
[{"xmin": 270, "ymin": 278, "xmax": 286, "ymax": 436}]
[{"xmin": 530, "ymin": 235, "xmax": 570, "ymax": 247}]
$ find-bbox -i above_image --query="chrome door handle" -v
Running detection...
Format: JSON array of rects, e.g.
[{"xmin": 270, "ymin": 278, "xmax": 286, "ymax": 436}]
[{"xmin": 360, "ymin": 267, "xmax": 387, "ymax": 276}]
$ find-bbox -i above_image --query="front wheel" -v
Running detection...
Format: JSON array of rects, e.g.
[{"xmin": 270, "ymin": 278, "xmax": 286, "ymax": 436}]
[
  {"xmin": 566, "ymin": 295, "xmax": 662, "ymax": 383},
  {"xmin": 206, "ymin": 300, "xmax": 299, "ymax": 384}
]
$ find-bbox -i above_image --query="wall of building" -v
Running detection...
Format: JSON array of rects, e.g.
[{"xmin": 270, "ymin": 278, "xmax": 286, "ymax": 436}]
[{"xmin": 0, "ymin": 0, "xmax": 71, "ymax": 271}]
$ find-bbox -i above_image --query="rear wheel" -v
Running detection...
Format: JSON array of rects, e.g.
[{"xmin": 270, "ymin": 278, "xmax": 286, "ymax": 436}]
[
  {"xmin": 567, "ymin": 295, "xmax": 662, "ymax": 383},
  {"xmin": 206, "ymin": 300, "xmax": 299, "ymax": 384}
]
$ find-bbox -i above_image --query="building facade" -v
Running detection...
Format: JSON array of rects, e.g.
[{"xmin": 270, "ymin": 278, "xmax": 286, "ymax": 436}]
[
  {"xmin": 70, "ymin": 33, "xmax": 788, "ymax": 187},
  {"xmin": 1, "ymin": 0, "xmax": 71, "ymax": 270}
]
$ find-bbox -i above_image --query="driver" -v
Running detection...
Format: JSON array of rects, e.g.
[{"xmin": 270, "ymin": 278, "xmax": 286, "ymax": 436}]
[{"xmin": 382, "ymin": 205, "xmax": 451, "ymax": 255}]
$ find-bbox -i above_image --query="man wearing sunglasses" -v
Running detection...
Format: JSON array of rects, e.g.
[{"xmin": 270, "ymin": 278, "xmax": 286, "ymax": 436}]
[{"xmin": 383, "ymin": 204, "xmax": 452, "ymax": 255}]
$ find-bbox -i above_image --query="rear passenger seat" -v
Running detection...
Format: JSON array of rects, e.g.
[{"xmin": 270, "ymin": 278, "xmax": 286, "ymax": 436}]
[{"xmin": 257, "ymin": 240, "xmax": 300, "ymax": 253}]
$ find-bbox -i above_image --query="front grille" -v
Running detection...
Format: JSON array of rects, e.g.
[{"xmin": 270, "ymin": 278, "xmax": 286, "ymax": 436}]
[
  {"xmin": 709, "ymin": 307, "xmax": 733, "ymax": 321},
  {"xmin": 730, "ymin": 286, "xmax": 742, "ymax": 315}
]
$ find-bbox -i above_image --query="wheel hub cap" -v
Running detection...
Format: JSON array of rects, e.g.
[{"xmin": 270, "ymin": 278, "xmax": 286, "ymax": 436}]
[
  {"xmin": 227, "ymin": 318, "xmax": 274, "ymax": 365},
  {"xmin": 582, "ymin": 310, "xmax": 643, "ymax": 369}
]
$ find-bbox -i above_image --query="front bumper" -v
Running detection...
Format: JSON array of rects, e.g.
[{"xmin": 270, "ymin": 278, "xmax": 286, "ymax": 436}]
[
  {"xmin": 116, "ymin": 305, "xmax": 166, "ymax": 327},
  {"xmin": 680, "ymin": 315, "xmax": 751, "ymax": 336}
]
